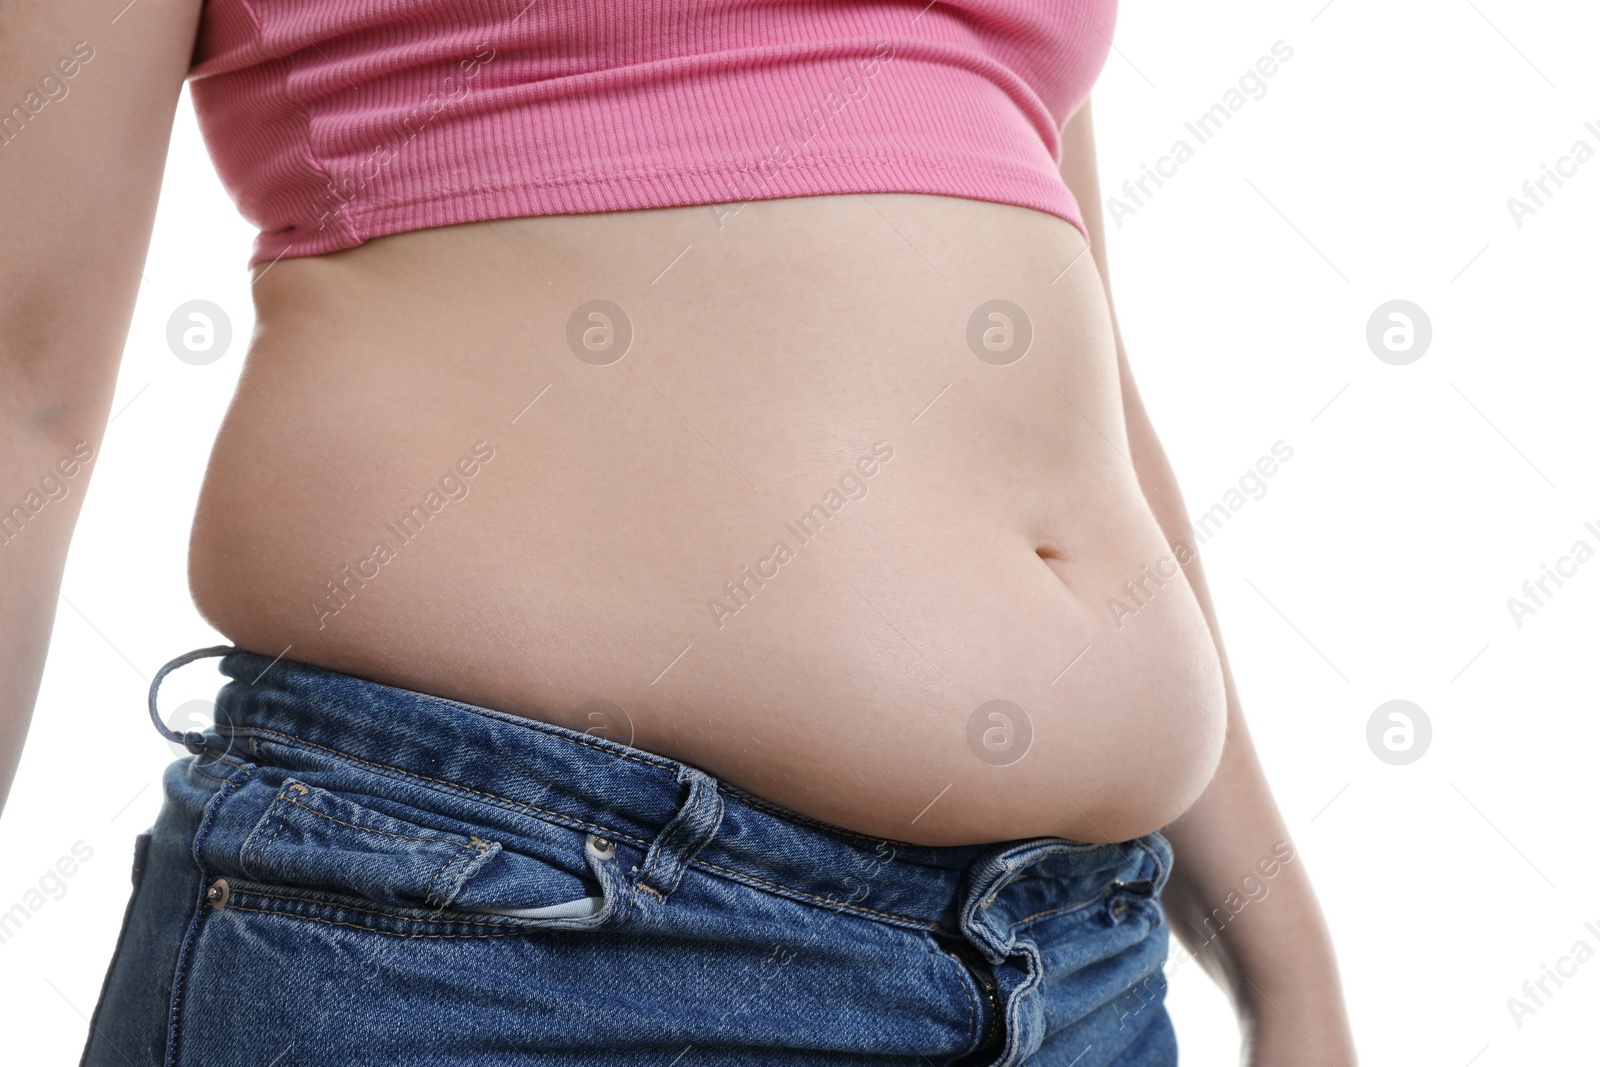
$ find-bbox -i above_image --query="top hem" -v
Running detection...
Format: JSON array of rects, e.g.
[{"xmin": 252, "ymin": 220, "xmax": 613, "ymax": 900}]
[{"xmin": 247, "ymin": 155, "xmax": 1086, "ymax": 266}]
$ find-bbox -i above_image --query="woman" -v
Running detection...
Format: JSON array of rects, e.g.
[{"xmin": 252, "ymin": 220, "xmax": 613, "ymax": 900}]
[{"xmin": 3, "ymin": 1, "xmax": 1356, "ymax": 1063}]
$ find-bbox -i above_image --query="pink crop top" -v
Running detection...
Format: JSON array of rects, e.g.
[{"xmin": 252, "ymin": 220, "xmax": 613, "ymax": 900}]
[{"xmin": 186, "ymin": 0, "xmax": 1117, "ymax": 267}]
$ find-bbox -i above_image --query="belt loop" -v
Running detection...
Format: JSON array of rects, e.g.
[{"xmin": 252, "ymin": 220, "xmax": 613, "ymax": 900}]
[
  {"xmin": 634, "ymin": 763, "xmax": 724, "ymax": 901},
  {"xmin": 147, "ymin": 645, "xmax": 240, "ymax": 752}
]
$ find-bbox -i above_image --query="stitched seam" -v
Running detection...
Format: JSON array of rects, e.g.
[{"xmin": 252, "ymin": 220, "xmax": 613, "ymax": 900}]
[
  {"xmin": 250, "ymin": 809, "xmax": 293, "ymax": 874},
  {"xmin": 942, "ymin": 946, "xmax": 979, "ymax": 1052},
  {"xmin": 1007, "ymin": 941, "xmax": 1047, "ymax": 1058},
  {"xmin": 232, "ymin": 719, "xmax": 666, "ymax": 770},
  {"xmin": 343, "ymin": 154, "xmax": 1062, "ymax": 213},
  {"xmin": 231, "ymin": 726, "xmax": 650, "ymax": 843},
  {"xmin": 1012, "ymin": 894, "xmax": 1103, "ymax": 929},
  {"xmin": 229, "ymin": 886, "xmax": 550, "ymax": 929},
  {"xmin": 618, "ymin": 870, "xmax": 642, "ymax": 924},
  {"xmin": 444, "ymin": 839, "xmax": 499, "ymax": 904},
  {"xmin": 222, "ymin": 903, "xmax": 537, "ymax": 939},
  {"xmin": 693, "ymin": 858, "xmax": 934, "ymax": 928},
  {"xmin": 218, "ymin": 661, "xmax": 689, "ymax": 773},
  {"xmin": 192, "ymin": 756, "xmax": 252, "ymax": 784},
  {"xmin": 240, "ymin": 814, "xmax": 268, "ymax": 880},
  {"xmin": 281, "ymin": 794, "xmax": 463, "ymax": 844},
  {"xmin": 241, "ymin": 790, "xmax": 294, "ymax": 878},
  {"xmin": 424, "ymin": 841, "xmax": 476, "ymax": 907},
  {"xmin": 168, "ymin": 761, "xmax": 253, "ymax": 1067}
]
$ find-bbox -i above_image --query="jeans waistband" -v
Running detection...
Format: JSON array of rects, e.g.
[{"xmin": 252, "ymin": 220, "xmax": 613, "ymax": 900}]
[{"xmin": 149, "ymin": 645, "xmax": 1165, "ymax": 945}]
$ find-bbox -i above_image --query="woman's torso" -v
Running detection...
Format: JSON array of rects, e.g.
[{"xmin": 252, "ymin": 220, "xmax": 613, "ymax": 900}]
[
  {"xmin": 188, "ymin": 193, "xmax": 1227, "ymax": 846},
  {"xmin": 182, "ymin": 0, "xmax": 1224, "ymax": 845}
]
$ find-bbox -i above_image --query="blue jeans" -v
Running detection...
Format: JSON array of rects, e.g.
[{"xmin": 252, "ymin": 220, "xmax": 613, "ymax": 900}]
[{"xmin": 82, "ymin": 646, "xmax": 1178, "ymax": 1066}]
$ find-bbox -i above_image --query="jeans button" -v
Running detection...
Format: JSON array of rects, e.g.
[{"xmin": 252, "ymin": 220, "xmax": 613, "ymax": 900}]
[{"xmin": 585, "ymin": 834, "xmax": 616, "ymax": 860}]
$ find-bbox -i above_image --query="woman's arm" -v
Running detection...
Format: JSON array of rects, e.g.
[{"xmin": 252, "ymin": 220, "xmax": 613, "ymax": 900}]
[
  {"xmin": 0, "ymin": 0, "xmax": 202, "ymax": 816},
  {"xmin": 1058, "ymin": 100, "xmax": 1358, "ymax": 1066}
]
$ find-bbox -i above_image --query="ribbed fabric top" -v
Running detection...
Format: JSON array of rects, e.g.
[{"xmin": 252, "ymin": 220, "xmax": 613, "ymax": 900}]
[{"xmin": 186, "ymin": 0, "xmax": 1117, "ymax": 267}]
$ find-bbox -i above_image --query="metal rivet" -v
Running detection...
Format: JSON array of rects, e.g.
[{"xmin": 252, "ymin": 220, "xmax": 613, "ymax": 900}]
[
  {"xmin": 206, "ymin": 878, "xmax": 230, "ymax": 910},
  {"xmin": 585, "ymin": 834, "xmax": 616, "ymax": 860}
]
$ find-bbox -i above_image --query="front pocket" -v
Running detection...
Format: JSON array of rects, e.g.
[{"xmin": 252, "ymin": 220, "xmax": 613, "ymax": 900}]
[
  {"xmin": 226, "ymin": 777, "xmax": 611, "ymax": 924},
  {"xmin": 240, "ymin": 779, "xmax": 506, "ymax": 910}
]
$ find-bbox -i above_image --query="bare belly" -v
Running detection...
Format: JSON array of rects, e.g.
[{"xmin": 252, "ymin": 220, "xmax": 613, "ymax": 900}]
[{"xmin": 188, "ymin": 193, "xmax": 1226, "ymax": 846}]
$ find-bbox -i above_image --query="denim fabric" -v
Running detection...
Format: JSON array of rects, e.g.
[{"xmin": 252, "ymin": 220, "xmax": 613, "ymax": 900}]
[{"xmin": 82, "ymin": 647, "xmax": 1178, "ymax": 1066}]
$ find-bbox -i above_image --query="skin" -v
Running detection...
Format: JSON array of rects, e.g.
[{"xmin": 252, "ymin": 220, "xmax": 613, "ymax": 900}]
[
  {"xmin": 1061, "ymin": 107, "xmax": 1359, "ymax": 1066},
  {"xmin": 189, "ymin": 191, "xmax": 1228, "ymax": 846},
  {"xmin": 1, "ymin": 0, "xmax": 1356, "ymax": 1061}
]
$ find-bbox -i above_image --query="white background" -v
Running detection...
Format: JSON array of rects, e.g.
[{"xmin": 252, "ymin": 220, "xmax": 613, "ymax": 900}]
[{"xmin": 3, "ymin": 1, "xmax": 1597, "ymax": 1063}]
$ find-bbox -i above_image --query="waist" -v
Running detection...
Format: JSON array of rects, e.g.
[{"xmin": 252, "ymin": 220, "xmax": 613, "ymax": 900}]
[
  {"xmin": 201, "ymin": 645, "xmax": 1171, "ymax": 934},
  {"xmin": 189, "ymin": 194, "xmax": 1228, "ymax": 846}
]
